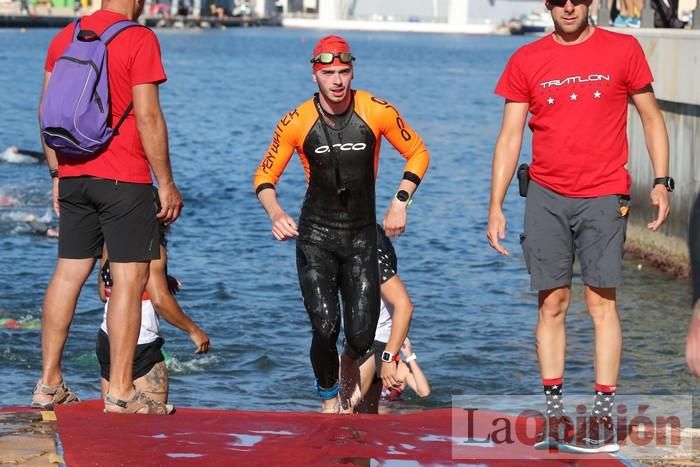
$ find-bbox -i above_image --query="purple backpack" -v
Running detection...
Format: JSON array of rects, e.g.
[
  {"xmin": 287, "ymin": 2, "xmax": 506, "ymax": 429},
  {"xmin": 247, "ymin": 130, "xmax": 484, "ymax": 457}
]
[{"xmin": 40, "ymin": 19, "xmax": 141, "ymax": 158}]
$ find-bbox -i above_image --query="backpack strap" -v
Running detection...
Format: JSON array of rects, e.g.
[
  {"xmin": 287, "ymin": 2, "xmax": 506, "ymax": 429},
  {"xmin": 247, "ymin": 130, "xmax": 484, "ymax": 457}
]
[
  {"xmin": 98, "ymin": 20, "xmax": 144, "ymax": 134},
  {"xmin": 113, "ymin": 103, "xmax": 133, "ymax": 135},
  {"xmin": 71, "ymin": 19, "xmax": 81, "ymax": 41},
  {"xmin": 100, "ymin": 19, "xmax": 142, "ymax": 45}
]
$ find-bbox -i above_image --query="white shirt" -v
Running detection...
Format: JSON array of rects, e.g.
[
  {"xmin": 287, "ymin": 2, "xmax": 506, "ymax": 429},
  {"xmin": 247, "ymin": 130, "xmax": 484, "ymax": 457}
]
[
  {"xmin": 101, "ymin": 299, "xmax": 160, "ymax": 345},
  {"xmin": 374, "ymin": 298, "xmax": 393, "ymax": 343}
]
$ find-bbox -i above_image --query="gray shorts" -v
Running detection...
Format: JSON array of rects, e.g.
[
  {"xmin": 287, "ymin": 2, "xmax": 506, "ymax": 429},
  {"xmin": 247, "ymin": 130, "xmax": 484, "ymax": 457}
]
[{"xmin": 520, "ymin": 181, "xmax": 630, "ymax": 291}]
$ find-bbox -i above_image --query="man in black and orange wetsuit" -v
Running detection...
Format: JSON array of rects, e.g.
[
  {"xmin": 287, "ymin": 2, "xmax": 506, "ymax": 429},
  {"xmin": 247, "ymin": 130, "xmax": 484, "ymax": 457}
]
[{"xmin": 253, "ymin": 35, "xmax": 430, "ymax": 412}]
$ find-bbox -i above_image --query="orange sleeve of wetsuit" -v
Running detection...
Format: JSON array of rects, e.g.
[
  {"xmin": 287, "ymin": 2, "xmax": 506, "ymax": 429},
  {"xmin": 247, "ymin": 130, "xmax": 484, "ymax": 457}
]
[
  {"xmin": 359, "ymin": 92, "xmax": 430, "ymax": 186},
  {"xmin": 253, "ymin": 108, "xmax": 304, "ymax": 195}
]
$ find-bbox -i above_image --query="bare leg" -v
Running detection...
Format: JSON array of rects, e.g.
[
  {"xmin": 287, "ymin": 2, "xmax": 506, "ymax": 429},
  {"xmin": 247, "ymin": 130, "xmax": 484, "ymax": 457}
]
[
  {"xmin": 134, "ymin": 361, "xmax": 169, "ymax": 403},
  {"xmin": 536, "ymin": 287, "xmax": 570, "ymax": 379},
  {"xmin": 358, "ymin": 356, "xmax": 377, "ymax": 398},
  {"xmin": 339, "ymin": 353, "xmax": 377, "ymax": 413},
  {"xmin": 100, "ymin": 378, "xmax": 108, "ymax": 399},
  {"xmin": 357, "ymin": 379, "xmax": 382, "ymax": 414},
  {"xmin": 35, "ymin": 258, "xmax": 95, "ymax": 405},
  {"xmin": 105, "ymin": 261, "xmax": 149, "ymax": 401},
  {"xmin": 618, "ymin": 0, "xmax": 631, "ymax": 16},
  {"xmin": 338, "ymin": 353, "xmax": 363, "ymax": 414},
  {"xmin": 585, "ymin": 286, "xmax": 621, "ymax": 385}
]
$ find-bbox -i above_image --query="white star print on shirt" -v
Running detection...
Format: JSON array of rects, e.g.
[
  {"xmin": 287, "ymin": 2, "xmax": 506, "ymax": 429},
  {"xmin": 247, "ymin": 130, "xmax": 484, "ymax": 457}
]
[
  {"xmin": 594, "ymin": 90, "xmax": 602, "ymax": 98},
  {"xmin": 547, "ymin": 97, "xmax": 555, "ymax": 105},
  {"xmin": 570, "ymin": 93, "xmax": 578, "ymax": 101}
]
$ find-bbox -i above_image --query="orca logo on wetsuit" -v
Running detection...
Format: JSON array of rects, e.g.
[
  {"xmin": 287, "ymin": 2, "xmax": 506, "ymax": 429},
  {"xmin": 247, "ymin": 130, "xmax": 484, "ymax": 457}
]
[{"xmin": 314, "ymin": 143, "xmax": 368, "ymax": 154}]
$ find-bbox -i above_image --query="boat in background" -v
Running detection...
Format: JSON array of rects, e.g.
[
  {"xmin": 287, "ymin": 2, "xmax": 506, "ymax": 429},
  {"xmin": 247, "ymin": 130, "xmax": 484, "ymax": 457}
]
[{"xmin": 508, "ymin": 10, "xmax": 554, "ymax": 35}]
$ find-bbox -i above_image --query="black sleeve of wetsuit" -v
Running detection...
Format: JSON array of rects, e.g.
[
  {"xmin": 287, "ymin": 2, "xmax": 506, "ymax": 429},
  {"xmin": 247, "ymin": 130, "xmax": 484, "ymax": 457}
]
[
  {"xmin": 376, "ymin": 224, "xmax": 397, "ymax": 284},
  {"xmin": 403, "ymin": 171, "xmax": 422, "ymax": 186},
  {"xmin": 255, "ymin": 183, "xmax": 275, "ymax": 196},
  {"xmin": 690, "ymin": 192, "xmax": 700, "ymax": 303}
]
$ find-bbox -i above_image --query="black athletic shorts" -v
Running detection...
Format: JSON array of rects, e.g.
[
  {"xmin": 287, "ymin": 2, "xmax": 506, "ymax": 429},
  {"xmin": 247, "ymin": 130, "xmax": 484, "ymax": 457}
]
[
  {"xmin": 95, "ymin": 329, "xmax": 165, "ymax": 381},
  {"xmin": 58, "ymin": 177, "xmax": 160, "ymax": 262},
  {"xmin": 356, "ymin": 339, "xmax": 387, "ymax": 380}
]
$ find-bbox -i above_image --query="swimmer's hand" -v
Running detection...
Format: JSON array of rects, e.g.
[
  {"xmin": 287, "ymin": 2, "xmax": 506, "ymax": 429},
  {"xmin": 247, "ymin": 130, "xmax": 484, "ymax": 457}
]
[
  {"xmin": 487, "ymin": 208, "xmax": 509, "ymax": 256},
  {"xmin": 400, "ymin": 337, "xmax": 413, "ymax": 357},
  {"xmin": 381, "ymin": 360, "xmax": 402, "ymax": 390},
  {"xmin": 190, "ymin": 327, "xmax": 210, "ymax": 354},
  {"xmin": 383, "ymin": 198, "xmax": 407, "ymax": 237},
  {"xmin": 270, "ymin": 210, "xmax": 299, "ymax": 241}
]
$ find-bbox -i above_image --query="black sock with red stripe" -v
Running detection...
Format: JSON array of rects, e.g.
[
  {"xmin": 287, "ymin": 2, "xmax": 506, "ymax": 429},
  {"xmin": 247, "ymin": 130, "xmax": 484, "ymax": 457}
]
[
  {"xmin": 593, "ymin": 383, "xmax": 616, "ymax": 418},
  {"xmin": 542, "ymin": 377, "xmax": 564, "ymax": 416}
]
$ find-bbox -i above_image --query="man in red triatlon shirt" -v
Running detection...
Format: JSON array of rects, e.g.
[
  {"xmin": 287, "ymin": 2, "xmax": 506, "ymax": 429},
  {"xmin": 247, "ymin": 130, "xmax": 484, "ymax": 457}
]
[
  {"xmin": 33, "ymin": 0, "xmax": 183, "ymax": 415},
  {"xmin": 487, "ymin": 0, "xmax": 671, "ymax": 455}
]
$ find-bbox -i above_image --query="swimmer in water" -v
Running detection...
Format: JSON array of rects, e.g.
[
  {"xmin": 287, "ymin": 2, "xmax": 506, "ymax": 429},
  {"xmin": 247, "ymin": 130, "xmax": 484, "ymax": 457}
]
[{"xmin": 97, "ymin": 221, "xmax": 210, "ymax": 405}]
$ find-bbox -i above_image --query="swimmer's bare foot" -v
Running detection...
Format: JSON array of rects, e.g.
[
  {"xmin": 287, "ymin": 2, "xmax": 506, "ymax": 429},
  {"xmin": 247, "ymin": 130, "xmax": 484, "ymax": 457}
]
[
  {"xmin": 320, "ymin": 397, "xmax": 339, "ymax": 414},
  {"xmin": 339, "ymin": 354, "xmax": 362, "ymax": 414}
]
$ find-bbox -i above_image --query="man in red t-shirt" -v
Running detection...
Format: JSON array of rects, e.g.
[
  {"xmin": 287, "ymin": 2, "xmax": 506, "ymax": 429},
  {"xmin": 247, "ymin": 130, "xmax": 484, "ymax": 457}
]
[
  {"xmin": 487, "ymin": 0, "xmax": 670, "ymax": 455},
  {"xmin": 33, "ymin": 0, "xmax": 183, "ymax": 415}
]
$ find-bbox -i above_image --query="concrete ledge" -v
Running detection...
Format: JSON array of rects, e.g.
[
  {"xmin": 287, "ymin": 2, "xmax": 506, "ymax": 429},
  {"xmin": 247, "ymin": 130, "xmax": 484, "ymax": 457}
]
[
  {"xmin": 617, "ymin": 28, "xmax": 700, "ymax": 271},
  {"xmin": 625, "ymin": 224, "xmax": 690, "ymax": 277},
  {"xmin": 617, "ymin": 28, "xmax": 700, "ymax": 107},
  {"xmin": 282, "ymin": 17, "xmax": 496, "ymax": 34},
  {"xmin": 0, "ymin": 410, "xmax": 59, "ymax": 465}
]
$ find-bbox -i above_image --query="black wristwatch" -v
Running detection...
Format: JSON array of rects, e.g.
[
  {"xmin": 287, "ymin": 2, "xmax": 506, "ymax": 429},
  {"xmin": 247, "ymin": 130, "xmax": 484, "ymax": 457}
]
[
  {"xmin": 653, "ymin": 176, "xmax": 674, "ymax": 192},
  {"xmin": 49, "ymin": 168, "xmax": 59, "ymax": 179},
  {"xmin": 395, "ymin": 190, "xmax": 410, "ymax": 202}
]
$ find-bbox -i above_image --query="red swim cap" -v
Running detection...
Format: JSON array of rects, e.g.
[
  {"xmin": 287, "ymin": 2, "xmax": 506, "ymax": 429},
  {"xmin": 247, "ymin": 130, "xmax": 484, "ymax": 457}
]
[{"xmin": 311, "ymin": 35, "xmax": 352, "ymax": 72}]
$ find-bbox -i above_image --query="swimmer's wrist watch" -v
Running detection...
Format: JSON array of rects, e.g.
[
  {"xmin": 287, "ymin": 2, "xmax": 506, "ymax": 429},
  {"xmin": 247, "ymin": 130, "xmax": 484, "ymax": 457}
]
[
  {"xmin": 395, "ymin": 190, "xmax": 410, "ymax": 203},
  {"xmin": 49, "ymin": 168, "xmax": 59, "ymax": 179},
  {"xmin": 653, "ymin": 176, "xmax": 674, "ymax": 192},
  {"xmin": 381, "ymin": 351, "xmax": 401, "ymax": 363}
]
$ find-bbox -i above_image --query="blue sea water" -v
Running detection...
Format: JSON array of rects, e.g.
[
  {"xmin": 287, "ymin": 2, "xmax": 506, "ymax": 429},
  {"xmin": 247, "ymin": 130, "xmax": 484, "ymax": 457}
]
[{"xmin": 0, "ymin": 27, "xmax": 694, "ymax": 412}]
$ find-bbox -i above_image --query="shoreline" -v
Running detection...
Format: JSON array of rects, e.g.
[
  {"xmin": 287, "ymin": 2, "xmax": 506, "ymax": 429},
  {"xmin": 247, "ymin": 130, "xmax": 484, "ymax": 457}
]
[
  {"xmin": 625, "ymin": 224, "xmax": 691, "ymax": 279},
  {"xmin": 0, "ymin": 11, "xmax": 281, "ymax": 28}
]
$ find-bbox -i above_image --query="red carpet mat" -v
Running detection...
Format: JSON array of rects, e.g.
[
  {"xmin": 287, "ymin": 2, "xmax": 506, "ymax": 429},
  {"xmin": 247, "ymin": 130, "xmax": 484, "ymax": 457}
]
[{"xmin": 53, "ymin": 401, "xmax": 622, "ymax": 466}]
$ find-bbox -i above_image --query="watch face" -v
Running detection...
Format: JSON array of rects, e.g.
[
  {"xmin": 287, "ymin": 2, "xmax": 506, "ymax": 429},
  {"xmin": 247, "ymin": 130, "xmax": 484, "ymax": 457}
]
[
  {"xmin": 668, "ymin": 177, "xmax": 675, "ymax": 191},
  {"xmin": 396, "ymin": 190, "xmax": 409, "ymax": 202},
  {"xmin": 381, "ymin": 351, "xmax": 392, "ymax": 362}
]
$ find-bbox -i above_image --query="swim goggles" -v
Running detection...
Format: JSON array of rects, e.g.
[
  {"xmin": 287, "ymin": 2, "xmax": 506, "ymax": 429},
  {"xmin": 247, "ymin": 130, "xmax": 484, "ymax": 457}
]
[{"xmin": 310, "ymin": 52, "xmax": 355, "ymax": 65}]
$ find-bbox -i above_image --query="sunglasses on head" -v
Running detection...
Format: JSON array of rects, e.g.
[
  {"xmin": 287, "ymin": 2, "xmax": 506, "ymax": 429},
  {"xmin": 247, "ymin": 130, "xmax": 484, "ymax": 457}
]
[
  {"xmin": 548, "ymin": 0, "xmax": 588, "ymax": 6},
  {"xmin": 310, "ymin": 52, "xmax": 355, "ymax": 65}
]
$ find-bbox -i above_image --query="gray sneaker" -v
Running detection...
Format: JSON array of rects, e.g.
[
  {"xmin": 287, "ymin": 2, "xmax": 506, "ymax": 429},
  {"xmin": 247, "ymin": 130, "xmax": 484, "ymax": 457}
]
[
  {"xmin": 559, "ymin": 415, "xmax": 619, "ymax": 454},
  {"xmin": 534, "ymin": 413, "xmax": 574, "ymax": 450}
]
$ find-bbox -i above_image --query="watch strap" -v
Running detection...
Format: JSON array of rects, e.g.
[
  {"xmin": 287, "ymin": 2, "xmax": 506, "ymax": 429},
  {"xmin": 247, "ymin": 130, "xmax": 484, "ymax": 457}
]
[{"xmin": 653, "ymin": 176, "xmax": 673, "ymax": 192}]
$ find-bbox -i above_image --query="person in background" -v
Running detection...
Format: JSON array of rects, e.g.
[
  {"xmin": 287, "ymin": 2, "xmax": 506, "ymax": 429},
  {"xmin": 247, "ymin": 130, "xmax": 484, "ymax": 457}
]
[
  {"xmin": 97, "ymin": 222, "xmax": 209, "ymax": 405},
  {"xmin": 685, "ymin": 192, "xmax": 700, "ymax": 375},
  {"xmin": 34, "ymin": 0, "xmax": 183, "ymax": 414},
  {"xmin": 487, "ymin": 0, "xmax": 670, "ymax": 453},
  {"xmin": 345, "ymin": 225, "xmax": 430, "ymax": 413}
]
